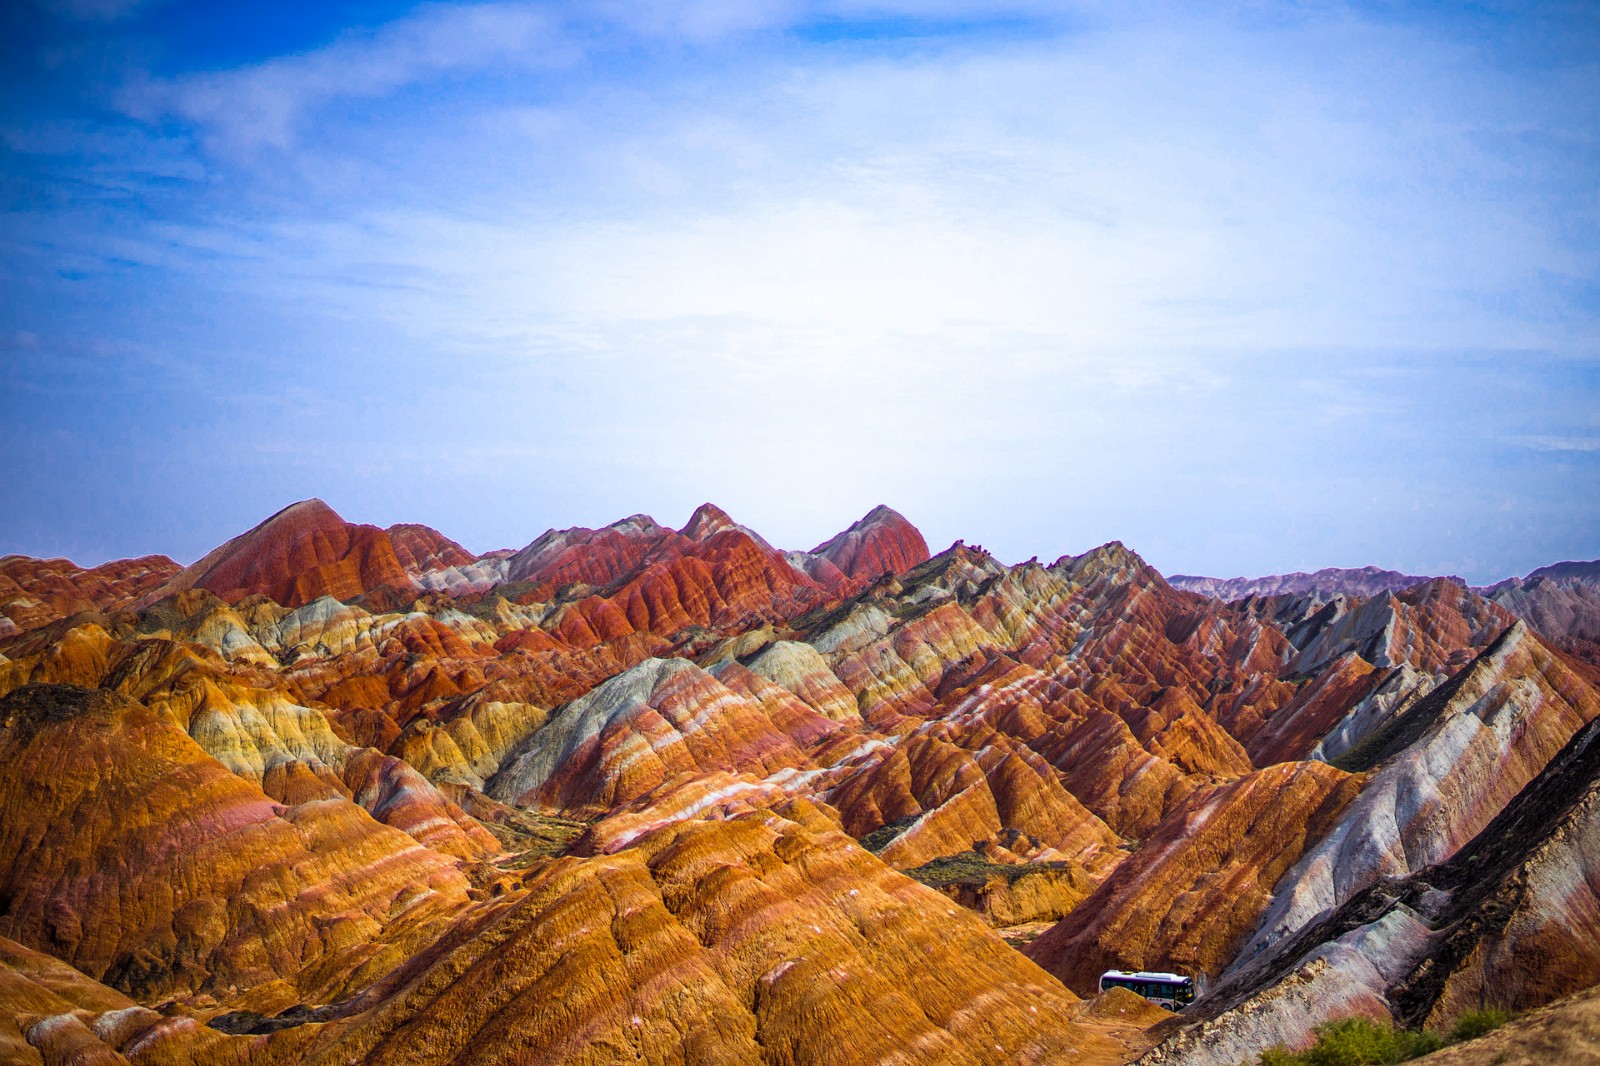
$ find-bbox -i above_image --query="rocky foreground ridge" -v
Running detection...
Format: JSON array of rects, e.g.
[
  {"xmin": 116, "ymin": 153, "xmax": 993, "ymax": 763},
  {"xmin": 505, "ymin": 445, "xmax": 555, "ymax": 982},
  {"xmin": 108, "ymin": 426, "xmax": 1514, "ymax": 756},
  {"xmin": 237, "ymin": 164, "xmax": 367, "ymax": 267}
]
[{"xmin": 2, "ymin": 500, "xmax": 1598, "ymax": 1065}]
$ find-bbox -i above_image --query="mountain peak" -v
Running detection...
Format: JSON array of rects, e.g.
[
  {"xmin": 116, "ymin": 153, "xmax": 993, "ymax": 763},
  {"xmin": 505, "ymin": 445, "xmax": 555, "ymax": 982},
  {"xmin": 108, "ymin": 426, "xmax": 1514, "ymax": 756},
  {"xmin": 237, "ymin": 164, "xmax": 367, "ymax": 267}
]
[
  {"xmin": 605, "ymin": 514, "xmax": 667, "ymax": 538},
  {"xmin": 147, "ymin": 498, "xmax": 413, "ymax": 608},
  {"xmin": 386, "ymin": 523, "xmax": 477, "ymax": 573},
  {"xmin": 276, "ymin": 497, "xmax": 339, "ymax": 519},
  {"xmin": 1059, "ymin": 540, "xmax": 1162, "ymax": 586},
  {"xmin": 681, "ymin": 503, "xmax": 736, "ymax": 541},
  {"xmin": 807, "ymin": 505, "xmax": 929, "ymax": 581},
  {"xmin": 857, "ymin": 504, "xmax": 908, "ymax": 529}
]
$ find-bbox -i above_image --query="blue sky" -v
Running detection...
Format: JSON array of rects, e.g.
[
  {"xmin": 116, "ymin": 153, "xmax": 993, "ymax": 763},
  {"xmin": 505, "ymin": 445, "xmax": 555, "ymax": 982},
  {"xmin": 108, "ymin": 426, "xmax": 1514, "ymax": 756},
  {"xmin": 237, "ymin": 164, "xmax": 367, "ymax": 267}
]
[{"xmin": 2, "ymin": 0, "xmax": 1597, "ymax": 583}]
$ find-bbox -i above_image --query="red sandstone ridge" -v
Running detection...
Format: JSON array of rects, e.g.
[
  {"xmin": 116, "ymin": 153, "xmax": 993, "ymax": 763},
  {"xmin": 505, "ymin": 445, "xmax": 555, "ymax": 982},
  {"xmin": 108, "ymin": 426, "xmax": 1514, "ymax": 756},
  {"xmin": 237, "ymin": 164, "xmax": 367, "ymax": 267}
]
[
  {"xmin": 148, "ymin": 499, "xmax": 418, "ymax": 609},
  {"xmin": 494, "ymin": 504, "xmax": 873, "ymax": 650},
  {"xmin": 0, "ymin": 553, "xmax": 180, "ymax": 637},
  {"xmin": 794, "ymin": 504, "xmax": 930, "ymax": 586},
  {"xmin": 385, "ymin": 522, "xmax": 478, "ymax": 574},
  {"xmin": 679, "ymin": 501, "xmax": 776, "ymax": 548}
]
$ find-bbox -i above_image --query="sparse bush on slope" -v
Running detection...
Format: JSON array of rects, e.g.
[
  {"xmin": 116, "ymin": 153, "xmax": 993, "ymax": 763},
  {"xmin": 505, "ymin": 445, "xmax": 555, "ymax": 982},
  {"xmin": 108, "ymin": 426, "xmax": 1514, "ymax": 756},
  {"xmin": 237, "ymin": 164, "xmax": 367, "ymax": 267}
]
[
  {"xmin": 1257, "ymin": 1008, "xmax": 1515, "ymax": 1066},
  {"xmin": 1258, "ymin": 1016, "xmax": 1442, "ymax": 1065},
  {"xmin": 1447, "ymin": 1008, "xmax": 1513, "ymax": 1043}
]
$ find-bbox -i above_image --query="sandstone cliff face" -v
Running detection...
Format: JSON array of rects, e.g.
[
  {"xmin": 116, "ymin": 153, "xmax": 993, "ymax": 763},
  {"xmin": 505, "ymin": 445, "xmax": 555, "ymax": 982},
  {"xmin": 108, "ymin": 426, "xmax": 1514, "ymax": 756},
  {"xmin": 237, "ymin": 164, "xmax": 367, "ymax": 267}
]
[
  {"xmin": 908, "ymin": 855, "xmax": 1098, "ymax": 927},
  {"xmin": 1181, "ymin": 557, "xmax": 1600, "ymax": 680},
  {"xmin": 1026, "ymin": 760, "xmax": 1360, "ymax": 993},
  {"xmin": 1272, "ymin": 579, "xmax": 1513, "ymax": 680},
  {"xmin": 1222, "ymin": 579, "xmax": 1518, "ymax": 769},
  {"xmin": 0, "ymin": 625, "xmax": 500, "ymax": 863},
  {"xmin": 384, "ymin": 523, "xmax": 478, "ymax": 576},
  {"xmin": 830, "ymin": 731, "xmax": 1124, "ymax": 872},
  {"xmin": 1239, "ymin": 622, "xmax": 1600, "ymax": 962},
  {"xmin": 786, "ymin": 540, "xmax": 1291, "ymax": 855},
  {"xmin": 0, "ymin": 685, "xmax": 473, "ymax": 1005},
  {"xmin": 1137, "ymin": 711, "xmax": 1600, "ymax": 1066},
  {"xmin": 744, "ymin": 639, "xmax": 863, "ymax": 723},
  {"xmin": 1398, "ymin": 713, "xmax": 1600, "ymax": 1026},
  {"xmin": 1485, "ymin": 571, "xmax": 1600, "ymax": 644},
  {"xmin": 1242, "ymin": 652, "xmax": 1380, "ymax": 764},
  {"xmin": 796, "ymin": 504, "xmax": 931, "ymax": 585},
  {"xmin": 487, "ymin": 656, "xmax": 837, "ymax": 812}
]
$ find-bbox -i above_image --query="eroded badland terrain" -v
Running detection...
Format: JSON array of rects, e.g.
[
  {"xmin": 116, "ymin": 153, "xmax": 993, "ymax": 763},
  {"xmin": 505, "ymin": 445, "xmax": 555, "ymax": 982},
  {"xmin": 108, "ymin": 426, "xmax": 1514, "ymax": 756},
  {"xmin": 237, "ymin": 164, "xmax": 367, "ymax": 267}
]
[{"xmin": 4, "ymin": 499, "xmax": 1600, "ymax": 1064}]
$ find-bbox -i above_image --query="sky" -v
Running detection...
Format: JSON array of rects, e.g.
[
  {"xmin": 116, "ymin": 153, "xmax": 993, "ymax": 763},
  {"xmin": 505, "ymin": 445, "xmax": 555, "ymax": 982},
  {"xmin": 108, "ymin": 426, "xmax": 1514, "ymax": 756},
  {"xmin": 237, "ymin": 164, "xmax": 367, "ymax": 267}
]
[{"xmin": 2, "ymin": 0, "xmax": 1598, "ymax": 584}]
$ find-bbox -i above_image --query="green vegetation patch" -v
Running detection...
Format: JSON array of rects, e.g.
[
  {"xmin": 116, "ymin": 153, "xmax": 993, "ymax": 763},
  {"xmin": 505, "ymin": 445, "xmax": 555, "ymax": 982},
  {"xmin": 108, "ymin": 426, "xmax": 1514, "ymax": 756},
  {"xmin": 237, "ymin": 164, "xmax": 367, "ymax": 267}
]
[
  {"xmin": 1449, "ymin": 1008, "xmax": 1513, "ymax": 1043},
  {"xmin": 1259, "ymin": 1017, "xmax": 1442, "ymax": 1065},
  {"xmin": 1258, "ymin": 1009, "xmax": 1514, "ymax": 1066},
  {"xmin": 858, "ymin": 816, "xmax": 918, "ymax": 854},
  {"xmin": 903, "ymin": 851, "xmax": 1073, "ymax": 889}
]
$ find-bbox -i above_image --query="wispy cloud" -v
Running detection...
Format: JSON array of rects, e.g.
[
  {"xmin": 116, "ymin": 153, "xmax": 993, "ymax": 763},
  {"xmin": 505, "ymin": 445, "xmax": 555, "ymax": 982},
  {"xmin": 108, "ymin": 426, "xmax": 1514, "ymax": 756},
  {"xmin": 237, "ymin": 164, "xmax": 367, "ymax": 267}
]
[
  {"xmin": 5, "ymin": 1, "xmax": 1599, "ymax": 579},
  {"xmin": 1517, "ymin": 435, "xmax": 1600, "ymax": 453},
  {"xmin": 121, "ymin": 3, "xmax": 569, "ymax": 152},
  {"xmin": 121, "ymin": 11, "xmax": 1595, "ymax": 363}
]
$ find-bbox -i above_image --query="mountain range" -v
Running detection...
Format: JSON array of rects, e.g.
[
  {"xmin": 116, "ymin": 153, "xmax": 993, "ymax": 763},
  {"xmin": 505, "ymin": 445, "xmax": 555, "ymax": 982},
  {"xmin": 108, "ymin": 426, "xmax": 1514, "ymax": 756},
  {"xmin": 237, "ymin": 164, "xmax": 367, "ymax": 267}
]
[
  {"xmin": 2, "ymin": 499, "xmax": 1598, "ymax": 1065},
  {"xmin": 1170, "ymin": 561, "xmax": 1600, "ymax": 668}
]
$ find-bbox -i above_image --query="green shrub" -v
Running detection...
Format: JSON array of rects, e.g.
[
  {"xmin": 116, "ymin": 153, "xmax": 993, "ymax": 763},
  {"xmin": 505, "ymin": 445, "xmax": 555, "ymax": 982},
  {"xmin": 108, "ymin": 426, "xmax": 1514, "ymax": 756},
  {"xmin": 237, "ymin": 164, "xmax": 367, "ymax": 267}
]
[
  {"xmin": 858, "ymin": 816, "xmax": 918, "ymax": 853},
  {"xmin": 902, "ymin": 851, "xmax": 1072, "ymax": 887},
  {"xmin": 1449, "ymin": 1007, "xmax": 1512, "ymax": 1042},
  {"xmin": 1255, "ymin": 1004, "xmax": 1520, "ymax": 1066},
  {"xmin": 1256, "ymin": 1016, "xmax": 1444, "ymax": 1065}
]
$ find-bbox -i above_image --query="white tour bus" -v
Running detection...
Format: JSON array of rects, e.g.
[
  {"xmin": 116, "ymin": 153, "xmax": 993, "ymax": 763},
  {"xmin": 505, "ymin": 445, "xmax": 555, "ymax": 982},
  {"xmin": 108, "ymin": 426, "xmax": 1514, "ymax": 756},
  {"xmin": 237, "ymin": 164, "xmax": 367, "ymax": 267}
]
[{"xmin": 1097, "ymin": 970, "xmax": 1196, "ymax": 1011}]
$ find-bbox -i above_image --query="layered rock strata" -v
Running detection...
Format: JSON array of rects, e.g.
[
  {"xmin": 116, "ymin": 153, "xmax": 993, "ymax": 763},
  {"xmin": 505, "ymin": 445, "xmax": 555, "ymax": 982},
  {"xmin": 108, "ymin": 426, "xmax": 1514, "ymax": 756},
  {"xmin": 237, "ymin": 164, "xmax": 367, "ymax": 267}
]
[{"xmin": 3, "ymin": 500, "xmax": 1599, "ymax": 1066}]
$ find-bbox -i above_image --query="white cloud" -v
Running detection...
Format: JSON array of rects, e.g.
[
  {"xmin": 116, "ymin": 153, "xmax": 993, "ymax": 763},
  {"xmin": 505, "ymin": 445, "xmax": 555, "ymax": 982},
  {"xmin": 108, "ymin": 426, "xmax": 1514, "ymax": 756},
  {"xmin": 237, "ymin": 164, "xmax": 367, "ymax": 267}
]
[
  {"xmin": 109, "ymin": 1, "xmax": 1127, "ymax": 155},
  {"xmin": 176, "ymin": 14, "xmax": 1590, "ymax": 361},
  {"xmin": 121, "ymin": 3, "xmax": 569, "ymax": 152},
  {"xmin": 13, "ymin": 0, "xmax": 1599, "ymax": 577}
]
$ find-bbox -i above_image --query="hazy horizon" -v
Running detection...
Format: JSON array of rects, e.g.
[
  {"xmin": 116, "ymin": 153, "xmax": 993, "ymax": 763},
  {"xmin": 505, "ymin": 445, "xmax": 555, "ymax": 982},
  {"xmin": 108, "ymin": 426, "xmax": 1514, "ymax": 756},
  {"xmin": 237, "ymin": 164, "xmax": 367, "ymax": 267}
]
[{"xmin": 4, "ymin": 1, "xmax": 1598, "ymax": 585}]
